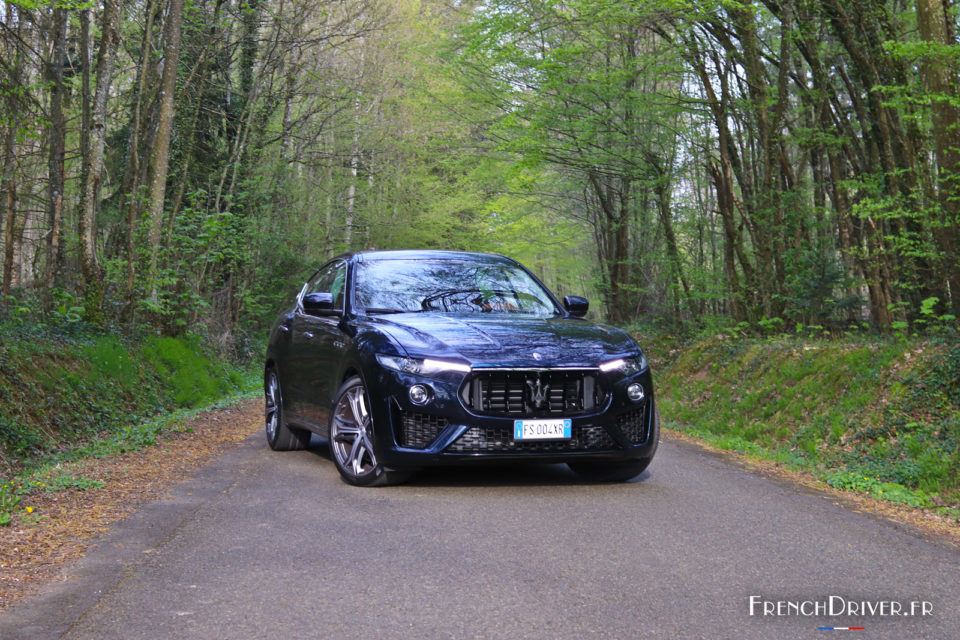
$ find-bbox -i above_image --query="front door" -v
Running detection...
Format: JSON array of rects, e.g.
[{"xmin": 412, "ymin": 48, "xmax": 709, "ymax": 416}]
[{"xmin": 286, "ymin": 260, "xmax": 348, "ymax": 428}]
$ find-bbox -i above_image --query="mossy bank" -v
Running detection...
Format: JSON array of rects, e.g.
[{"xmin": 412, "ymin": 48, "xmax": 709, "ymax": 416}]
[
  {"xmin": 646, "ymin": 333, "xmax": 960, "ymax": 515},
  {"xmin": 0, "ymin": 324, "xmax": 259, "ymax": 474}
]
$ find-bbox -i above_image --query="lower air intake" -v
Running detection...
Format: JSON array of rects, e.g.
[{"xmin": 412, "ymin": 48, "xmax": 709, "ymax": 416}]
[{"xmin": 446, "ymin": 424, "xmax": 618, "ymax": 453}]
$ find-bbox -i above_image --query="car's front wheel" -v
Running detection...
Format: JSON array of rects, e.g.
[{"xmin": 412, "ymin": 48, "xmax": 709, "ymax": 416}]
[
  {"xmin": 265, "ymin": 368, "xmax": 311, "ymax": 451},
  {"xmin": 329, "ymin": 376, "xmax": 410, "ymax": 487}
]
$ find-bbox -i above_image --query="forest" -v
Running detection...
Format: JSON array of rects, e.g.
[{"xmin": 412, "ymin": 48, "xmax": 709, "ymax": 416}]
[{"xmin": 1, "ymin": 0, "xmax": 959, "ymax": 339}]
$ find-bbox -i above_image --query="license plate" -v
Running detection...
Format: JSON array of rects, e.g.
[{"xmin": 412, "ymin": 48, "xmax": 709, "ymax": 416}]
[{"xmin": 514, "ymin": 419, "xmax": 572, "ymax": 440}]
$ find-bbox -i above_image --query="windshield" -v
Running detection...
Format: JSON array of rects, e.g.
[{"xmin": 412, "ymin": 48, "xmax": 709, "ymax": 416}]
[{"xmin": 354, "ymin": 259, "xmax": 559, "ymax": 315}]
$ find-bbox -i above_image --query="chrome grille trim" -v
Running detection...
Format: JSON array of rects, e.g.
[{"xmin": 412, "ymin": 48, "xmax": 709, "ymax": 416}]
[{"xmin": 460, "ymin": 369, "xmax": 604, "ymax": 418}]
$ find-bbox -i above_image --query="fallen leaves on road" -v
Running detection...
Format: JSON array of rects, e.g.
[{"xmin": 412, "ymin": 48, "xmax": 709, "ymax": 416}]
[{"xmin": 0, "ymin": 399, "xmax": 261, "ymax": 611}]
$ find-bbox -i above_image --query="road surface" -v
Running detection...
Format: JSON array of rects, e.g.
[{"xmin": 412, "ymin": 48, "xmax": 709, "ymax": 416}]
[{"xmin": 1, "ymin": 433, "xmax": 957, "ymax": 639}]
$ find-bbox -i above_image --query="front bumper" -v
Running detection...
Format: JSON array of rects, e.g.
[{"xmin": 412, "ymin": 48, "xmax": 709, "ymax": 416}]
[{"xmin": 365, "ymin": 365, "xmax": 657, "ymax": 469}]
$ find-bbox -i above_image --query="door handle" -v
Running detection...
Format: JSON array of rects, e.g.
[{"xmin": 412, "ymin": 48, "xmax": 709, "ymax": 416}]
[
  {"xmin": 304, "ymin": 331, "xmax": 315, "ymax": 339},
  {"xmin": 279, "ymin": 324, "xmax": 290, "ymax": 333}
]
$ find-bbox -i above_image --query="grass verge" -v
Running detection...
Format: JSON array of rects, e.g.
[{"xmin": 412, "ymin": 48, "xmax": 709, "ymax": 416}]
[
  {"xmin": 637, "ymin": 331, "xmax": 959, "ymax": 524},
  {"xmin": 0, "ymin": 321, "xmax": 261, "ymax": 526}
]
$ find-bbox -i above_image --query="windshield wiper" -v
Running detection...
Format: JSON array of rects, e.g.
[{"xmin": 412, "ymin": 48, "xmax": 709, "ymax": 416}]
[{"xmin": 364, "ymin": 307, "xmax": 409, "ymax": 315}]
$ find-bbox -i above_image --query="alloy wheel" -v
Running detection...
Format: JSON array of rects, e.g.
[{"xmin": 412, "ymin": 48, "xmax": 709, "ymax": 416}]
[
  {"xmin": 330, "ymin": 383, "xmax": 378, "ymax": 479},
  {"xmin": 265, "ymin": 371, "xmax": 280, "ymax": 442}
]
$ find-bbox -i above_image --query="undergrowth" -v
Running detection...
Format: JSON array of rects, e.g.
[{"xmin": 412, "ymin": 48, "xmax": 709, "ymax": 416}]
[
  {"xmin": 0, "ymin": 321, "xmax": 259, "ymax": 474},
  {"xmin": 638, "ymin": 329, "xmax": 959, "ymax": 518},
  {"xmin": 0, "ymin": 314, "xmax": 260, "ymax": 526}
]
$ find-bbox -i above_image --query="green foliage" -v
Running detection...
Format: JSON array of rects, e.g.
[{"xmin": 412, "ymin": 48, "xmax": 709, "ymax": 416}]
[
  {"xmin": 0, "ymin": 482, "xmax": 21, "ymax": 526},
  {"xmin": 826, "ymin": 471, "xmax": 932, "ymax": 508},
  {"xmin": 6, "ymin": 472, "xmax": 106, "ymax": 495},
  {"xmin": 457, "ymin": 0, "xmax": 692, "ymax": 321},
  {"xmin": 141, "ymin": 335, "xmax": 246, "ymax": 408},
  {"xmin": 655, "ymin": 331, "xmax": 959, "ymax": 509},
  {"xmin": 43, "ymin": 473, "xmax": 106, "ymax": 492},
  {"xmin": 7, "ymin": 0, "xmax": 960, "ymax": 344},
  {"xmin": 0, "ymin": 316, "xmax": 257, "ymax": 472},
  {"xmin": 914, "ymin": 297, "xmax": 957, "ymax": 333},
  {"xmin": 756, "ymin": 316, "xmax": 783, "ymax": 333}
]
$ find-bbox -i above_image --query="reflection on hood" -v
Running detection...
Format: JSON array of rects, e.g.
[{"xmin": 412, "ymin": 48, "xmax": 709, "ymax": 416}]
[{"xmin": 370, "ymin": 312, "xmax": 636, "ymax": 367}]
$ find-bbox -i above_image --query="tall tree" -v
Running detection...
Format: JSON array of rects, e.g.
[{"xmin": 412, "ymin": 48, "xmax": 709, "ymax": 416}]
[
  {"xmin": 42, "ymin": 7, "xmax": 67, "ymax": 296},
  {"xmin": 144, "ymin": 0, "xmax": 185, "ymax": 302},
  {"xmin": 122, "ymin": 0, "xmax": 161, "ymax": 296},
  {"xmin": 916, "ymin": 0, "xmax": 960, "ymax": 314},
  {"xmin": 78, "ymin": 0, "xmax": 122, "ymax": 320},
  {"xmin": 459, "ymin": 0, "xmax": 689, "ymax": 322}
]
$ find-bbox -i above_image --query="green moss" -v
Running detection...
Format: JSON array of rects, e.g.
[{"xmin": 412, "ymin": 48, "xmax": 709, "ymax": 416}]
[
  {"xmin": 655, "ymin": 333, "xmax": 959, "ymax": 508},
  {"xmin": 140, "ymin": 335, "xmax": 250, "ymax": 409},
  {"xmin": 0, "ymin": 326, "xmax": 257, "ymax": 473},
  {"xmin": 80, "ymin": 336, "xmax": 141, "ymax": 391}
]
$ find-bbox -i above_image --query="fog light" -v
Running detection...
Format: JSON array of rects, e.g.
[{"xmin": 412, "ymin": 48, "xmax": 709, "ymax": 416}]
[
  {"xmin": 627, "ymin": 383, "xmax": 645, "ymax": 402},
  {"xmin": 408, "ymin": 384, "xmax": 431, "ymax": 405}
]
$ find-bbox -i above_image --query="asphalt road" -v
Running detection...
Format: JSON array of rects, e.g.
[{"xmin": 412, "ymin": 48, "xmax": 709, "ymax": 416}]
[{"xmin": 1, "ymin": 433, "xmax": 958, "ymax": 640}]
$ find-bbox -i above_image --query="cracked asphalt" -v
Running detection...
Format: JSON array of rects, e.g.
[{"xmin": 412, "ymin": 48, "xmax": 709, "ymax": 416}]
[{"xmin": 1, "ymin": 432, "xmax": 957, "ymax": 640}]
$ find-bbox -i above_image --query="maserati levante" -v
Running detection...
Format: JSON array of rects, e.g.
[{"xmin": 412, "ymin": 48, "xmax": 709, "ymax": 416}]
[{"xmin": 264, "ymin": 250, "xmax": 659, "ymax": 486}]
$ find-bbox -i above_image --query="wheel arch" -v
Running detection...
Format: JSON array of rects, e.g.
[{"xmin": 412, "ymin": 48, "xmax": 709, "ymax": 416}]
[
  {"xmin": 341, "ymin": 365, "xmax": 362, "ymax": 385},
  {"xmin": 264, "ymin": 358, "xmax": 277, "ymax": 383}
]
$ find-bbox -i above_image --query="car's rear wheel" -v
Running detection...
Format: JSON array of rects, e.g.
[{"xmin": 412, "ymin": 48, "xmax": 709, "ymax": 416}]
[
  {"xmin": 329, "ymin": 376, "xmax": 411, "ymax": 487},
  {"xmin": 265, "ymin": 368, "xmax": 310, "ymax": 451},
  {"xmin": 567, "ymin": 407, "xmax": 660, "ymax": 482}
]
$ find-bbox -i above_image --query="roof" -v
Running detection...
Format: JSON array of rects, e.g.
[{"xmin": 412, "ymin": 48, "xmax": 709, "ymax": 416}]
[{"xmin": 349, "ymin": 249, "xmax": 516, "ymax": 264}]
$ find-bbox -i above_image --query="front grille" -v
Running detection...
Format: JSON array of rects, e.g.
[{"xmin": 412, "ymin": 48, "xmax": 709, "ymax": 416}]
[
  {"xmin": 617, "ymin": 407, "xmax": 649, "ymax": 444},
  {"xmin": 461, "ymin": 370, "xmax": 603, "ymax": 417},
  {"xmin": 446, "ymin": 424, "xmax": 618, "ymax": 453},
  {"xmin": 396, "ymin": 410, "xmax": 448, "ymax": 449}
]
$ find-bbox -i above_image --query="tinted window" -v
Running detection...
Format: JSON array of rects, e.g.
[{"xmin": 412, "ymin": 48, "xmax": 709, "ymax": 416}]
[
  {"xmin": 355, "ymin": 259, "xmax": 557, "ymax": 315},
  {"xmin": 305, "ymin": 261, "xmax": 346, "ymax": 310}
]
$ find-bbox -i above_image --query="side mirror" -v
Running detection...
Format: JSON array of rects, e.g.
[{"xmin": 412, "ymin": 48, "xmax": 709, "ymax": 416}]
[
  {"xmin": 563, "ymin": 295, "xmax": 589, "ymax": 318},
  {"xmin": 302, "ymin": 292, "xmax": 338, "ymax": 316}
]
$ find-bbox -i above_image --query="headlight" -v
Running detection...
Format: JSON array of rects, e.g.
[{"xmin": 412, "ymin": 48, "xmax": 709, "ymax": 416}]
[
  {"xmin": 376, "ymin": 354, "xmax": 471, "ymax": 376},
  {"xmin": 599, "ymin": 354, "xmax": 648, "ymax": 375}
]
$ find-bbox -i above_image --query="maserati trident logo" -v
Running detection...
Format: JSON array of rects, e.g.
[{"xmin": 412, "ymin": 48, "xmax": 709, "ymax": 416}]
[{"xmin": 526, "ymin": 378, "xmax": 550, "ymax": 409}]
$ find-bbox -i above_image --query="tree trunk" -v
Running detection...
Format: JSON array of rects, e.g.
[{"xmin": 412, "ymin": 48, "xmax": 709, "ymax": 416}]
[
  {"xmin": 689, "ymin": 45, "xmax": 752, "ymax": 321},
  {"xmin": 2, "ymin": 1, "xmax": 21, "ymax": 296},
  {"xmin": 43, "ymin": 7, "xmax": 68, "ymax": 296},
  {"xmin": 144, "ymin": 0, "xmax": 185, "ymax": 302},
  {"xmin": 587, "ymin": 171, "xmax": 631, "ymax": 323},
  {"xmin": 79, "ymin": 9, "xmax": 91, "ymax": 206},
  {"xmin": 2, "ymin": 172, "xmax": 14, "ymax": 296},
  {"xmin": 653, "ymin": 176, "xmax": 692, "ymax": 313},
  {"xmin": 917, "ymin": 0, "xmax": 960, "ymax": 314},
  {"xmin": 123, "ymin": 0, "xmax": 160, "ymax": 297},
  {"xmin": 78, "ymin": 0, "xmax": 121, "ymax": 322},
  {"xmin": 345, "ymin": 126, "xmax": 360, "ymax": 249}
]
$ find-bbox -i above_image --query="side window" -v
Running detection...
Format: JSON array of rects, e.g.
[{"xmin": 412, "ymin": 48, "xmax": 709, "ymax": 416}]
[{"xmin": 305, "ymin": 261, "xmax": 347, "ymax": 311}]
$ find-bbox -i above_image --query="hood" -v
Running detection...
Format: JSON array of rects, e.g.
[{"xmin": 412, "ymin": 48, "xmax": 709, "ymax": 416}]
[{"xmin": 369, "ymin": 312, "xmax": 638, "ymax": 367}]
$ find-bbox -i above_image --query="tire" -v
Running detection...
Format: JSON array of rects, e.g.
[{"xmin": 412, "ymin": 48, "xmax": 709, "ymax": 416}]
[
  {"xmin": 568, "ymin": 407, "xmax": 660, "ymax": 482},
  {"xmin": 265, "ymin": 368, "xmax": 310, "ymax": 451},
  {"xmin": 328, "ymin": 376, "xmax": 411, "ymax": 487}
]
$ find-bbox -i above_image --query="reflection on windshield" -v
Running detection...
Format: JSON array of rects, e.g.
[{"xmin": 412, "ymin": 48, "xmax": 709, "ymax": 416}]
[{"xmin": 355, "ymin": 259, "xmax": 558, "ymax": 315}]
